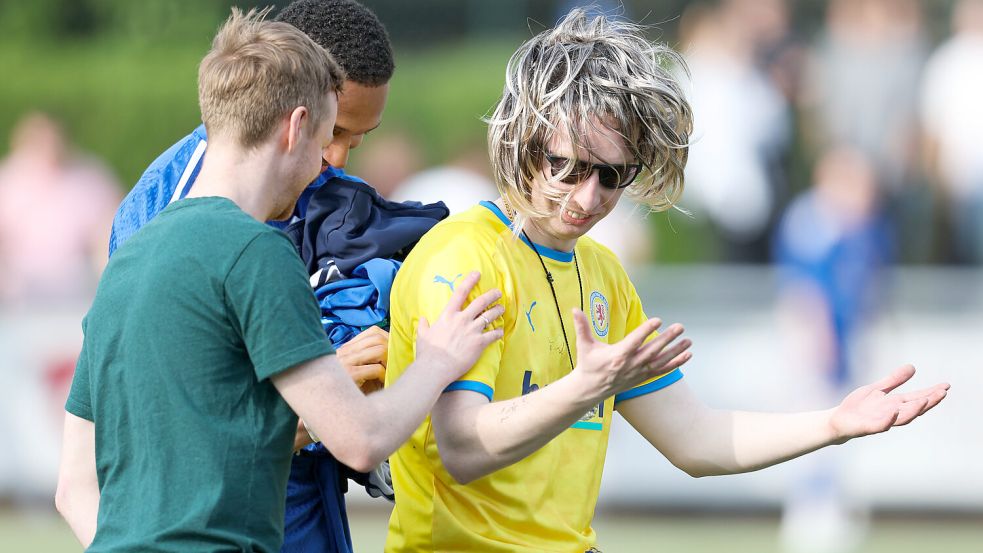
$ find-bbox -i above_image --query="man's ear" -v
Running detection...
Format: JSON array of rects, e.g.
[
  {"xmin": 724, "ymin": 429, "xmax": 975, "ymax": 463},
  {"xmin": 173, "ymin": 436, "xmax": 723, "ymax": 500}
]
[{"xmin": 285, "ymin": 106, "xmax": 309, "ymax": 153}]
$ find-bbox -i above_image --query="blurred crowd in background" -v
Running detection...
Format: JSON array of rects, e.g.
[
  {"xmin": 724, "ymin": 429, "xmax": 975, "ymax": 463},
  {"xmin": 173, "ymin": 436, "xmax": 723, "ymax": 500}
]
[{"xmin": 0, "ymin": 1, "xmax": 980, "ymax": 550}]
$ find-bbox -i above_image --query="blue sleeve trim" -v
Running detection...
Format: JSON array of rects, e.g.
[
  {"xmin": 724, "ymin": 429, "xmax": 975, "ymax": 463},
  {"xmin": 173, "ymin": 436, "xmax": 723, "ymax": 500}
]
[
  {"xmin": 614, "ymin": 369, "xmax": 683, "ymax": 405},
  {"xmin": 479, "ymin": 201, "xmax": 575, "ymax": 262},
  {"xmin": 443, "ymin": 380, "xmax": 494, "ymax": 401},
  {"xmin": 480, "ymin": 200, "xmax": 511, "ymax": 227}
]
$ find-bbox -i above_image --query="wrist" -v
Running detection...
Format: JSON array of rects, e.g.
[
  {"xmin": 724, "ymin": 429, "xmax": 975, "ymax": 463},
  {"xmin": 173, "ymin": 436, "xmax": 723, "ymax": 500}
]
[
  {"xmin": 823, "ymin": 407, "xmax": 850, "ymax": 446},
  {"xmin": 404, "ymin": 354, "xmax": 457, "ymax": 394},
  {"xmin": 558, "ymin": 371, "xmax": 606, "ymax": 411}
]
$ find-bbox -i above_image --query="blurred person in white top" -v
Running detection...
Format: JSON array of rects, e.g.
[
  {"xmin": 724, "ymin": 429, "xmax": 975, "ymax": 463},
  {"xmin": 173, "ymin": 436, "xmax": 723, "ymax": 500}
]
[
  {"xmin": 678, "ymin": 0, "xmax": 791, "ymax": 262},
  {"xmin": 920, "ymin": 0, "xmax": 983, "ymax": 264}
]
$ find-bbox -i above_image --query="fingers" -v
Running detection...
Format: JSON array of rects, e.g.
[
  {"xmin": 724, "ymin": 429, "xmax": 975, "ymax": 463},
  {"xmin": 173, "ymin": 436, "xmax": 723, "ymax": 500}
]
[
  {"xmin": 910, "ymin": 386, "xmax": 948, "ymax": 419},
  {"xmin": 347, "ymin": 363, "xmax": 385, "ymax": 384},
  {"xmin": 657, "ymin": 350, "xmax": 692, "ymax": 375},
  {"xmin": 872, "ymin": 364, "xmax": 916, "ymax": 394},
  {"xmin": 417, "ymin": 316, "xmax": 430, "ymax": 337},
  {"xmin": 633, "ymin": 323, "xmax": 684, "ymax": 362},
  {"xmin": 339, "ymin": 343, "xmax": 388, "ymax": 368},
  {"xmin": 472, "ymin": 304, "xmax": 505, "ymax": 329},
  {"xmin": 617, "ymin": 316, "xmax": 664, "ymax": 354},
  {"xmin": 894, "ymin": 382, "xmax": 950, "ymax": 403},
  {"xmin": 461, "ymin": 287, "xmax": 504, "ymax": 321},
  {"xmin": 347, "ymin": 325, "xmax": 388, "ymax": 345},
  {"xmin": 571, "ymin": 309, "xmax": 596, "ymax": 348},
  {"xmin": 894, "ymin": 397, "xmax": 930, "ymax": 426},
  {"xmin": 639, "ymin": 338, "xmax": 692, "ymax": 376},
  {"xmin": 442, "ymin": 271, "xmax": 482, "ymax": 313},
  {"xmin": 478, "ymin": 328, "xmax": 505, "ymax": 348}
]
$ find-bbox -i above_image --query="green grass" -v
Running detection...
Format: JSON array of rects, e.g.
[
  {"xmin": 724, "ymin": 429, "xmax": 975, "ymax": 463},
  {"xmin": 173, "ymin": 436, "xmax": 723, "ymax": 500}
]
[{"xmin": 6, "ymin": 507, "xmax": 980, "ymax": 553}]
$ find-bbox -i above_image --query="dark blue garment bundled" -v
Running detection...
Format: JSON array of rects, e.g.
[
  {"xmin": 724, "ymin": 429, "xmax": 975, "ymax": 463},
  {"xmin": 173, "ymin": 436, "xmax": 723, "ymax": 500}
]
[
  {"xmin": 283, "ymin": 178, "xmax": 448, "ymax": 277},
  {"xmin": 284, "ymin": 180, "xmax": 447, "ymax": 553}
]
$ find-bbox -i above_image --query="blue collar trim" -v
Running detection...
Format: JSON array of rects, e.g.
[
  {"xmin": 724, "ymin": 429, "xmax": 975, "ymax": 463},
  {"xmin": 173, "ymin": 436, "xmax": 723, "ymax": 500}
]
[{"xmin": 479, "ymin": 201, "xmax": 574, "ymax": 263}]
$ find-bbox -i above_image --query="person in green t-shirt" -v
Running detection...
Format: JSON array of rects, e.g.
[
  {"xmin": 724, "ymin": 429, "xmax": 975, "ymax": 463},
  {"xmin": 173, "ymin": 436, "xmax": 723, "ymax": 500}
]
[{"xmin": 55, "ymin": 9, "xmax": 504, "ymax": 552}]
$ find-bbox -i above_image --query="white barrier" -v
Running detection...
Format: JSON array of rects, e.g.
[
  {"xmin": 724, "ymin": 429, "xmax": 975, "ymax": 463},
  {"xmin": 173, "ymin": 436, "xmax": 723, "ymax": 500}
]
[{"xmin": 2, "ymin": 266, "xmax": 980, "ymax": 510}]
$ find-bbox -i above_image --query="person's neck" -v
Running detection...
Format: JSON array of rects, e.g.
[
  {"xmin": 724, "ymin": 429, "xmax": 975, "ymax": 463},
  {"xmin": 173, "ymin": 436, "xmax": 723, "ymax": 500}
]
[
  {"xmin": 186, "ymin": 141, "xmax": 280, "ymax": 222},
  {"xmin": 494, "ymin": 197, "xmax": 576, "ymax": 252}
]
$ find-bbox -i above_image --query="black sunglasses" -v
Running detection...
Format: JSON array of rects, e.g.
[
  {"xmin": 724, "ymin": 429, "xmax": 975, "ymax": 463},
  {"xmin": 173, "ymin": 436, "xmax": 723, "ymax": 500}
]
[{"xmin": 544, "ymin": 152, "xmax": 642, "ymax": 190}]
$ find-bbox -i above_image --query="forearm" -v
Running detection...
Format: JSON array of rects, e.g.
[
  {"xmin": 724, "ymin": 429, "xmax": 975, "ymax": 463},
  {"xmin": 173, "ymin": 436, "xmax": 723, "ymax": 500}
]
[
  {"xmin": 434, "ymin": 375, "xmax": 600, "ymax": 483},
  {"xmin": 277, "ymin": 355, "xmax": 443, "ymax": 472},
  {"xmin": 56, "ymin": 482, "xmax": 100, "ymax": 547},
  {"xmin": 671, "ymin": 407, "xmax": 840, "ymax": 477},
  {"xmin": 350, "ymin": 362, "xmax": 449, "ymax": 465},
  {"xmin": 621, "ymin": 382, "xmax": 844, "ymax": 478},
  {"xmin": 56, "ymin": 412, "xmax": 100, "ymax": 548}
]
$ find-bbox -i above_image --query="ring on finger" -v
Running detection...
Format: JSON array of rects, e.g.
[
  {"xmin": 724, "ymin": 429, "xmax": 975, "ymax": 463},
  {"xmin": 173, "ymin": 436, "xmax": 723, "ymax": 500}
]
[{"xmin": 480, "ymin": 315, "xmax": 490, "ymax": 327}]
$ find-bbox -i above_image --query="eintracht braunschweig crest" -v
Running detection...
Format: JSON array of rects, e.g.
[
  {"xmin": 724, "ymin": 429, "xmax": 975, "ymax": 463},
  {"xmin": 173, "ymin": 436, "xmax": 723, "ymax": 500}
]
[{"xmin": 589, "ymin": 290, "xmax": 609, "ymax": 337}]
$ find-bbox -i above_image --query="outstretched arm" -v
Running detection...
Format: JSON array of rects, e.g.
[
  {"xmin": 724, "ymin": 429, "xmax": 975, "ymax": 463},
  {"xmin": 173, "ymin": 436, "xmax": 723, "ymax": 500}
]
[
  {"xmin": 56, "ymin": 412, "xmax": 100, "ymax": 548},
  {"xmin": 432, "ymin": 309, "xmax": 692, "ymax": 484},
  {"xmin": 619, "ymin": 364, "xmax": 949, "ymax": 477},
  {"xmin": 275, "ymin": 273, "xmax": 505, "ymax": 472},
  {"xmin": 293, "ymin": 326, "xmax": 390, "ymax": 451}
]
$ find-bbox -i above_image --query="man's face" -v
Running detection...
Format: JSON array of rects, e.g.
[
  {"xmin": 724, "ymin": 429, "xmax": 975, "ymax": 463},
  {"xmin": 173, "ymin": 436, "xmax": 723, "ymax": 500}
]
[
  {"xmin": 273, "ymin": 91, "xmax": 338, "ymax": 221},
  {"xmin": 322, "ymin": 81, "xmax": 389, "ymax": 170},
  {"xmin": 527, "ymin": 120, "xmax": 633, "ymax": 248}
]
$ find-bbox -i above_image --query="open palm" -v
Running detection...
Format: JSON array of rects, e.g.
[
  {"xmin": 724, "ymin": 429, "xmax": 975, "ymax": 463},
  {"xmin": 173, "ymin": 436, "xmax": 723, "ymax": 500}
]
[{"xmin": 829, "ymin": 364, "xmax": 949, "ymax": 443}]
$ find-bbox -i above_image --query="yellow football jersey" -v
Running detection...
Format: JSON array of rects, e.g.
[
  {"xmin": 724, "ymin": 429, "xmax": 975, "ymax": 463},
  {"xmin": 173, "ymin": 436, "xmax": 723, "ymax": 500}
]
[{"xmin": 385, "ymin": 202, "xmax": 682, "ymax": 552}]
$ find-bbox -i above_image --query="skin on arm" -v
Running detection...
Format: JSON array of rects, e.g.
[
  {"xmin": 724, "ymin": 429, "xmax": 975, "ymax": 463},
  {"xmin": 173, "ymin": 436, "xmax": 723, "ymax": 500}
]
[
  {"xmin": 432, "ymin": 308, "xmax": 692, "ymax": 484},
  {"xmin": 55, "ymin": 412, "xmax": 100, "ymax": 548},
  {"xmin": 618, "ymin": 364, "xmax": 950, "ymax": 477},
  {"xmin": 274, "ymin": 272, "xmax": 505, "ymax": 472},
  {"xmin": 293, "ymin": 325, "xmax": 391, "ymax": 451}
]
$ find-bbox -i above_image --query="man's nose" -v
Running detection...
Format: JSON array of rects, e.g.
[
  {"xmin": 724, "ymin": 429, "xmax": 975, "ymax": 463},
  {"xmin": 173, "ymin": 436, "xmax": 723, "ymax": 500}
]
[{"xmin": 323, "ymin": 142, "xmax": 350, "ymax": 169}]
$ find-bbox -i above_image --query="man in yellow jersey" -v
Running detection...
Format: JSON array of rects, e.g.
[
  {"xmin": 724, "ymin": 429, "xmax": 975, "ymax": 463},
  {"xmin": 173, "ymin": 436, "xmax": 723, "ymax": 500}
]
[{"xmin": 384, "ymin": 9, "xmax": 951, "ymax": 552}]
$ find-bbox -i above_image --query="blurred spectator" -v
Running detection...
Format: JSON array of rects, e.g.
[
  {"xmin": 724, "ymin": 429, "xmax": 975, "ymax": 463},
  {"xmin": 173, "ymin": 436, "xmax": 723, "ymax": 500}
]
[
  {"xmin": 773, "ymin": 147, "xmax": 893, "ymax": 553},
  {"xmin": 390, "ymin": 144, "xmax": 497, "ymax": 214},
  {"xmin": 724, "ymin": 0, "xmax": 804, "ymax": 104},
  {"xmin": 920, "ymin": 0, "xmax": 983, "ymax": 264},
  {"xmin": 350, "ymin": 129, "xmax": 425, "ymax": 199},
  {"xmin": 679, "ymin": 1, "xmax": 792, "ymax": 262},
  {"xmin": 802, "ymin": 0, "xmax": 926, "ymax": 194},
  {"xmin": 583, "ymin": 199, "xmax": 654, "ymax": 269},
  {"xmin": 0, "ymin": 112, "xmax": 120, "ymax": 505},
  {"xmin": 0, "ymin": 112, "xmax": 121, "ymax": 305}
]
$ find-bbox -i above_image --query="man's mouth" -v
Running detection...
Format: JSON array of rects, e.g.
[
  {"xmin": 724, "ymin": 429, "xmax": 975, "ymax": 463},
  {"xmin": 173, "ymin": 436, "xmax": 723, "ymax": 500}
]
[{"xmin": 561, "ymin": 208, "xmax": 594, "ymax": 226}]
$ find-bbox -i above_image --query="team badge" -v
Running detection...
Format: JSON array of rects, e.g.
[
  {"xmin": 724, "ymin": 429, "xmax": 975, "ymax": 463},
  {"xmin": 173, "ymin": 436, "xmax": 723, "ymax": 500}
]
[{"xmin": 589, "ymin": 290, "xmax": 609, "ymax": 337}]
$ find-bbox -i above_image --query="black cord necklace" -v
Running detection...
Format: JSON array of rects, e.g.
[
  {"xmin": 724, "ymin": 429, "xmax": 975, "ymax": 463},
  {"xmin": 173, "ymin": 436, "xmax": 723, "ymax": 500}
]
[{"xmin": 520, "ymin": 228, "xmax": 583, "ymax": 371}]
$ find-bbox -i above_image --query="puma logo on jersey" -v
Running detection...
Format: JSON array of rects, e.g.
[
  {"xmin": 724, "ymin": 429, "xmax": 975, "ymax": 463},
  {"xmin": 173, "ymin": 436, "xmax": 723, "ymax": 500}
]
[
  {"xmin": 525, "ymin": 301, "xmax": 538, "ymax": 332},
  {"xmin": 433, "ymin": 273, "xmax": 463, "ymax": 292}
]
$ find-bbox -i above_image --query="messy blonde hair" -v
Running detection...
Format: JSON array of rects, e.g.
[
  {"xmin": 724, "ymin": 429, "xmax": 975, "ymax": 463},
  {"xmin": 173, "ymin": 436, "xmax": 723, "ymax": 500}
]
[
  {"xmin": 199, "ymin": 7, "xmax": 345, "ymax": 147},
  {"xmin": 487, "ymin": 8, "xmax": 692, "ymax": 226}
]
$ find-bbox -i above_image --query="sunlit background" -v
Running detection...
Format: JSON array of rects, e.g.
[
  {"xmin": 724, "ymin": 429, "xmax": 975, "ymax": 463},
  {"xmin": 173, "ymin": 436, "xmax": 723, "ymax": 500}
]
[{"xmin": 1, "ymin": 0, "xmax": 980, "ymax": 551}]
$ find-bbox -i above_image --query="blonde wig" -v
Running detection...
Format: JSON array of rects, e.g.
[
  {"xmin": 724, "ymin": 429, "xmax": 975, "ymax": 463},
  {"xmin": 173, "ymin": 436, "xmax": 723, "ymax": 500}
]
[{"xmin": 486, "ymin": 8, "xmax": 693, "ymax": 228}]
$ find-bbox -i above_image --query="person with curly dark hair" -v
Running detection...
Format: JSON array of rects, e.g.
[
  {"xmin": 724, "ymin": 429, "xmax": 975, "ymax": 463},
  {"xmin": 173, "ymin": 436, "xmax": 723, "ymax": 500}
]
[{"xmin": 102, "ymin": 2, "xmax": 403, "ymax": 552}]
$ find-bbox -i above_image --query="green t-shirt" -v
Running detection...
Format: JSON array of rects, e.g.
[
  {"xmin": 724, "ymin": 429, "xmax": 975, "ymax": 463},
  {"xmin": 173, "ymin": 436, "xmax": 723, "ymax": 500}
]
[{"xmin": 66, "ymin": 197, "xmax": 334, "ymax": 553}]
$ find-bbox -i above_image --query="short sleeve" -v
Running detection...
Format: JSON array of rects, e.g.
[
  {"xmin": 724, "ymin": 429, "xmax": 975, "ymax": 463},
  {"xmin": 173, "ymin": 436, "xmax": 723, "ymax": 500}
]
[
  {"xmin": 395, "ymin": 225, "xmax": 507, "ymax": 400},
  {"xmin": 65, "ymin": 317, "xmax": 94, "ymax": 421},
  {"xmin": 225, "ymin": 230, "xmax": 334, "ymax": 381},
  {"xmin": 614, "ymin": 281, "xmax": 682, "ymax": 406}
]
